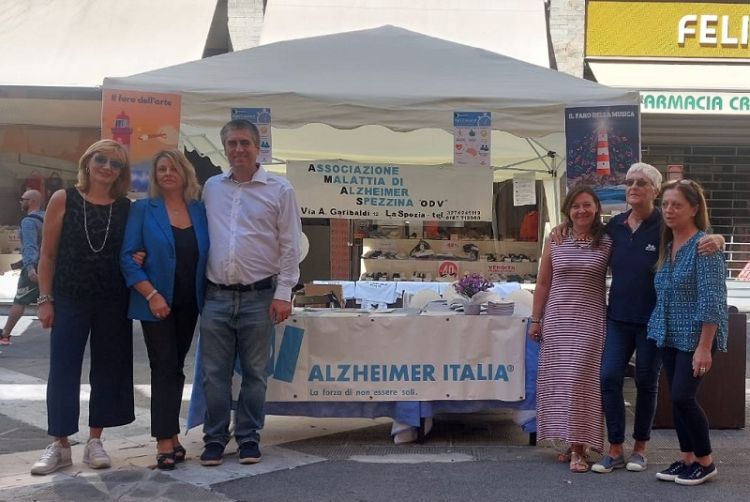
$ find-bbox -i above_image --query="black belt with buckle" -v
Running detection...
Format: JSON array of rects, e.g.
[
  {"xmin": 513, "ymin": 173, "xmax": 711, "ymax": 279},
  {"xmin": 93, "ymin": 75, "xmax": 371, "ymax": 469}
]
[{"xmin": 209, "ymin": 276, "xmax": 274, "ymax": 292}]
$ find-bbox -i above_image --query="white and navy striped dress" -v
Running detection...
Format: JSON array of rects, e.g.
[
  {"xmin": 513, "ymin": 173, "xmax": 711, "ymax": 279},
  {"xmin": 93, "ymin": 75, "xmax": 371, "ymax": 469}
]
[{"xmin": 536, "ymin": 234, "xmax": 612, "ymax": 453}]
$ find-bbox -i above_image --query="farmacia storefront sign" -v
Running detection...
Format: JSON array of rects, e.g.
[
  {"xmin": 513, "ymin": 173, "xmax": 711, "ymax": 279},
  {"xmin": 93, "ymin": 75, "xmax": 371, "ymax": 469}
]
[{"xmin": 641, "ymin": 91, "xmax": 750, "ymax": 115}]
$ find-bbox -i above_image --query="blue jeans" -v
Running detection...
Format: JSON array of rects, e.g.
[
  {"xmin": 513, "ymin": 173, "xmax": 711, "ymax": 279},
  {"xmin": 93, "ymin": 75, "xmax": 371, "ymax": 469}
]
[
  {"xmin": 600, "ymin": 319, "xmax": 662, "ymax": 444},
  {"xmin": 200, "ymin": 285, "xmax": 274, "ymax": 446},
  {"xmin": 47, "ymin": 294, "xmax": 134, "ymax": 437},
  {"xmin": 661, "ymin": 346, "xmax": 712, "ymax": 457}
]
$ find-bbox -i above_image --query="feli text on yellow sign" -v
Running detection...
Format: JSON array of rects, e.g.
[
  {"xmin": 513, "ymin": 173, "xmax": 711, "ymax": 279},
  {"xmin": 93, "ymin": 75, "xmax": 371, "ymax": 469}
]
[{"xmin": 587, "ymin": 1, "xmax": 750, "ymax": 59}]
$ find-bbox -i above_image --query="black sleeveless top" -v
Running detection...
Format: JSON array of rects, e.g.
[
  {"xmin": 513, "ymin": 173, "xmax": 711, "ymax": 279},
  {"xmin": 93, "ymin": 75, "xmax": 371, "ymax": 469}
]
[
  {"xmin": 53, "ymin": 187, "xmax": 130, "ymax": 300},
  {"xmin": 171, "ymin": 225, "xmax": 198, "ymax": 306}
]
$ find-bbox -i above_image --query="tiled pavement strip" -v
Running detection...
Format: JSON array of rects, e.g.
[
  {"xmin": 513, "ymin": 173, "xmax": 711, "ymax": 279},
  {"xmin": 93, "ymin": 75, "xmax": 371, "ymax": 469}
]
[
  {"xmin": 0, "ymin": 365, "xmax": 389, "ymax": 496},
  {"xmin": 0, "ymin": 314, "xmax": 748, "ymax": 501}
]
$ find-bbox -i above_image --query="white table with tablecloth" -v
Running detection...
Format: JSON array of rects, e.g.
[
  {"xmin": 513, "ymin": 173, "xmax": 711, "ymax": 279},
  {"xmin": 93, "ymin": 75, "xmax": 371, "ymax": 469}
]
[{"xmin": 187, "ymin": 303, "xmax": 539, "ymax": 443}]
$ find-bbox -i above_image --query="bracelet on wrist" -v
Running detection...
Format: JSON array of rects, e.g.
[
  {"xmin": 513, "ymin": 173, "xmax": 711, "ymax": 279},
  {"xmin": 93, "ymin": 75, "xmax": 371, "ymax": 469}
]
[
  {"xmin": 37, "ymin": 294, "xmax": 54, "ymax": 305},
  {"xmin": 145, "ymin": 289, "xmax": 158, "ymax": 302},
  {"xmin": 529, "ymin": 318, "xmax": 541, "ymax": 324}
]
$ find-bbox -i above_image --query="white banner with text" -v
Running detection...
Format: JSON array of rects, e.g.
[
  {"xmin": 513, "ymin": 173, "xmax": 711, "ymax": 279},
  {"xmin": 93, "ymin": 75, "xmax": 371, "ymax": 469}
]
[
  {"xmin": 287, "ymin": 161, "xmax": 494, "ymax": 222},
  {"xmin": 267, "ymin": 314, "xmax": 526, "ymax": 402}
]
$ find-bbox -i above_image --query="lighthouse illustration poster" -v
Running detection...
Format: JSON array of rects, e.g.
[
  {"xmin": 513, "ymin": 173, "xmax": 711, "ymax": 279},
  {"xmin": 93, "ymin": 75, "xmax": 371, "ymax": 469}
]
[
  {"xmin": 564, "ymin": 105, "xmax": 640, "ymax": 212},
  {"xmin": 101, "ymin": 89, "xmax": 181, "ymax": 198}
]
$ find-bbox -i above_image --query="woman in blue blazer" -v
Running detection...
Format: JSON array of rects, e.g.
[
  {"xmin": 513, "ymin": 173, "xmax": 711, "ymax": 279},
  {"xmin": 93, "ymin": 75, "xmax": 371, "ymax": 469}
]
[{"xmin": 120, "ymin": 150, "xmax": 209, "ymax": 470}]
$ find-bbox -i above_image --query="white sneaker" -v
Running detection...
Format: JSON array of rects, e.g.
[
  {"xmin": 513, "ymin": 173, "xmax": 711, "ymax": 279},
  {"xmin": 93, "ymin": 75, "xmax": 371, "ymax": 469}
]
[
  {"xmin": 83, "ymin": 438, "xmax": 111, "ymax": 469},
  {"xmin": 30, "ymin": 441, "xmax": 72, "ymax": 475},
  {"xmin": 393, "ymin": 428, "xmax": 418, "ymax": 444}
]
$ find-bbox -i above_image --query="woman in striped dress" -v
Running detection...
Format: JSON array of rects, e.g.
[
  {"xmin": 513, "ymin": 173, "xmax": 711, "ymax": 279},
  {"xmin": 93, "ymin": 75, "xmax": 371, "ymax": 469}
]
[{"xmin": 528, "ymin": 186, "xmax": 612, "ymax": 473}]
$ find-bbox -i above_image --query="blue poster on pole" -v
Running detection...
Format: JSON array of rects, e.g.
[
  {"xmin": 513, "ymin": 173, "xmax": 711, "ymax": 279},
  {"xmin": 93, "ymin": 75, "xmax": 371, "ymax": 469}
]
[
  {"xmin": 231, "ymin": 107, "xmax": 272, "ymax": 165},
  {"xmin": 565, "ymin": 105, "xmax": 640, "ymax": 212},
  {"xmin": 453, "ymin": 112, "xmax": 491, "ymax": 167}
]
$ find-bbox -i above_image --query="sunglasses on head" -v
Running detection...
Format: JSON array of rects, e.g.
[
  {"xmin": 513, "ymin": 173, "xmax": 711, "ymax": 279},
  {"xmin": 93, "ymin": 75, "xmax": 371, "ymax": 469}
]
[
  {"xmin": 92, "ymin": 153, "xmax": 125, "ymax": 170},
  {"xmin": 666, "ymin": 178, "xmax": 699, "ymax": 188},
  {"xmin": 624, "ymin": 178, "xmax": 650, "ymax": 187}
]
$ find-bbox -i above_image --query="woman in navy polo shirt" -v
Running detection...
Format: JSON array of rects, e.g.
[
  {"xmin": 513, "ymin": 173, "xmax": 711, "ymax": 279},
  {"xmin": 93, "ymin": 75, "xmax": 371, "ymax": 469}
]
[{"xmin": 592, "ymin": 163, "xmax": 665, "ymax": 473}]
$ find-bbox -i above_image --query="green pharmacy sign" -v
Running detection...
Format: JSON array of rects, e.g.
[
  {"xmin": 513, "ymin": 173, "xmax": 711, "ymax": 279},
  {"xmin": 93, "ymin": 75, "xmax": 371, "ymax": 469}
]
[{"xmin": 641, "ymin": 92, "xmax": 750, "ymax": 115}]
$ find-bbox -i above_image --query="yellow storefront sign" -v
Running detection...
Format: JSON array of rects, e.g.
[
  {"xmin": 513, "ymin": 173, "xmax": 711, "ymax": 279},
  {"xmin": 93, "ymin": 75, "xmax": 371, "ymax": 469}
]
[{"xmin": 587, "ymin": 1, "xmax": 750, "ymax": 59}]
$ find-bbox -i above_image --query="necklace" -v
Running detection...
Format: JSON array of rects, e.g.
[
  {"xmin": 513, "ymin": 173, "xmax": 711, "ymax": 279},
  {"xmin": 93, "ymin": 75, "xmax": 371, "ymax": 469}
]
[
  {"xmin": 570, "ymin": 229, "xmax": 592, "ymax": 248},
  {"xmin": 165, "ymin": 199, "xmax": 185, "ymax": 214},
  {"xmin": 571, "ymin": 229, "xmax": 591, "ymax": 241},
  {"xmin": 82, "ymin": 192, "xmax": 113, "ymax": 253}
]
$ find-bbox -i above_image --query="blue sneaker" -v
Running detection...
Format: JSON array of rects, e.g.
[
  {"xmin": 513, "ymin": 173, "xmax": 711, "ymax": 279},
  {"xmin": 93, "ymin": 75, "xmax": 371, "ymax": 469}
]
[
  {"xmin": 239, "ymin": 442, "xmax": 262, "ymax": 464},
  {"xmin": 675, "ymin": 462, "xmax": 717, "ymax": 486},
  {"xmin": 591, "ymin": 454, "xmax": 626, "ymax": 473},
  {"xmin": 626, "ymin": 452, "xmax": 648, "ymax": 472},
  {"xmin": 656, "ymin": 460, "xmax": 689, "ymax": 481},
  {"xmin": 200, "ymin": 442, "xmax": 225, "ymax": 466}
]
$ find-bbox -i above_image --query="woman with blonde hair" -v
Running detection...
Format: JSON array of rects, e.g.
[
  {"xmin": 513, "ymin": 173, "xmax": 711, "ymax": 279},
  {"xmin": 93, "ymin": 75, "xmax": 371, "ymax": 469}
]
[
  {"xmin": 31, "ymin": 139, "xmax": 134, "ymax": 475},
  {"xmin": 121, "ymin": 149, "xmax": 209, "ymax": 469}
]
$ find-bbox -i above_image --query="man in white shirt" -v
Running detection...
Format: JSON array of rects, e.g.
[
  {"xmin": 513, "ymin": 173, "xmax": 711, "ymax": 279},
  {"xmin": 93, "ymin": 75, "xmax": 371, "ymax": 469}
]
[{"xmin": 199, "ymin": 119, "xmax": 301, "ymax": 466}]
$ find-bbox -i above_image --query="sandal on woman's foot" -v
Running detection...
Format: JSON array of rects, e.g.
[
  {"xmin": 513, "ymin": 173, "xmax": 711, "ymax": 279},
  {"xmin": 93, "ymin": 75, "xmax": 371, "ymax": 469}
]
[
  {"xmin": 557, "ymin": 447, "xmax": 572, "ymax": 462},
  {"xmin": 156, "ymin": 451, "xmax": 176, "ymax": 470},
  {"xmin": 173, "ymin": 444, "xmax": 186, "ymax": 464},
  {"xmin": 0, "ymin": 335, "xmax": 11, "ymax": 346},
  {"xmin": 569, "ymin": 452, "xmax": 589, "ymax": 473}
]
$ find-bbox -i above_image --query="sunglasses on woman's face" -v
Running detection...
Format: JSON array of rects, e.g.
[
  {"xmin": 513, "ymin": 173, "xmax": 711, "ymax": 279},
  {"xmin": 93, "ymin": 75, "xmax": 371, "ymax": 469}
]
[
  {"xmin": 92, "ymin": 153, "xmax": 125, "ymax": 170},
  {"xmin": 624, "ymin": 178, "xmax": 650, "ymax": 187}
]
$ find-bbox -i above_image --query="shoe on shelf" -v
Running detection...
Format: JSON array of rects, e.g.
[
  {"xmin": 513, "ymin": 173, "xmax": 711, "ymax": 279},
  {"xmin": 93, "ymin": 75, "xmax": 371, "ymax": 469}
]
[
  {"xmin": 626, "ymin": 452, "xmax": 648, "ymax": 472},
  {"xmin": 83, "ymin": 438, "xmax": 111, "ymax": 469},
  {"xmin": 675, "ymin": 462, "xmax": 717, "ymax": 486},
  {"xmin": 238, "ymin": 442, "xmax": 262, "ymax": 464},
  {"xmin": 656, "ymin": 460, "xmax": 690, "ymax": 481},
  {"xmin": 591, "ymin": 454, "xmax": 625, "ymax": 473},
  {"xmin": 200, "ymin": 442, "xmax": 225, "ymax": 466},
  {"xmin": 30, "ymin": 441, "xmax": 72, "ymax": 475}
]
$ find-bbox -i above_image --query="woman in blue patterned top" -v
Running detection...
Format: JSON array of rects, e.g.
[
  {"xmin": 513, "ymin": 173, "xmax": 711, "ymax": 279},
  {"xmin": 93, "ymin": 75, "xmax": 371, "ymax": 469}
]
[{"xmin": 647, "ymin": 179, "xmax": 727, "ymax": 486}]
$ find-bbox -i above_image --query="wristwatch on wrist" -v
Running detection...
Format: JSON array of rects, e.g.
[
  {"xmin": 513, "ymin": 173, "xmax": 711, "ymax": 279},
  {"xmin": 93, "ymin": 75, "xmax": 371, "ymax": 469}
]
[{"xmin": 37, "ymin": 294, "xmax": 54, "ymax": 305}]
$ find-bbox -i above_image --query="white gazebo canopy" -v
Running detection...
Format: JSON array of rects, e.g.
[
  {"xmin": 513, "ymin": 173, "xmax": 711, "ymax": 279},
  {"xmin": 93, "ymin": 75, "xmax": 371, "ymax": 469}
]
[{"xmin": 105, "ymin": 26, "xmax": 639, "ymax": 221}]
